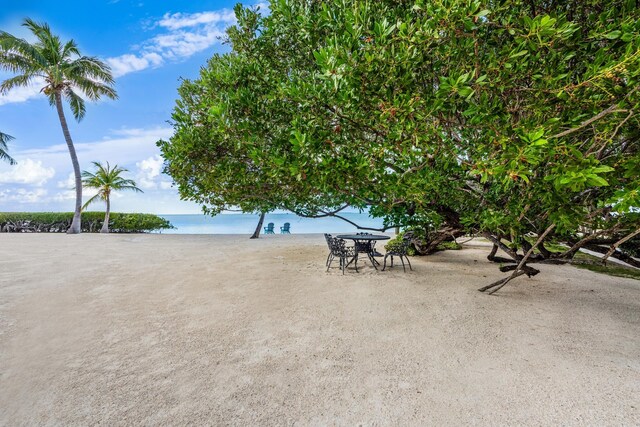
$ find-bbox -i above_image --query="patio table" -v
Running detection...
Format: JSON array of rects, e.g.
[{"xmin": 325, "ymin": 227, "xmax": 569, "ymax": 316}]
[{"xmin": 336, "ymin": 234, "xmax": 390, "ymax": 270}]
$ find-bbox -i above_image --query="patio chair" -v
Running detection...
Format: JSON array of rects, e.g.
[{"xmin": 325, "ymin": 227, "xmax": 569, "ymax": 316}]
[
  {"xmin": 264, "ymin": 222, "xmax": 275, "ymax": 234},
  {"xmin": 382, "ymin": 236, "xmax": 413, "ymax": 272},
  {"xmin": 327, "ymin": 237, "xmax": 358, "ymax": 274},
  {"xmin": 353, "ymin": 232, "xmax": 383, "ymax": 268},
  {"xmin": 324, "ymin": 233, "xmax": 333, "ymax": 266},
  {"xmin": 280, "ymin": 222, "xmax": 291, "ymax": 234}
]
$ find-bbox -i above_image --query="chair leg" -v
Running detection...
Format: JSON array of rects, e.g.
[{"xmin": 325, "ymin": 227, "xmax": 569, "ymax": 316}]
[
  {"xmin": 346, "ymin": 253, "xmax": 358, "ymax": 272},
  {"xmin": 368, "ymin": 252, "xmax": 378, "ymax": 270},
  {"xmin": 382, "ymin": 255, "xmax": 388, "ymax": 271},
  {"xmin": 400, "ymin": 256, "xmax": 406, "ymax": 272},
  {"xmin": 326, "ymin": 252, "xmax": 332, "ymax": 267},
  {"xmin": 405, "ymin": 255, "xmax": 412, "ymax": 271}
]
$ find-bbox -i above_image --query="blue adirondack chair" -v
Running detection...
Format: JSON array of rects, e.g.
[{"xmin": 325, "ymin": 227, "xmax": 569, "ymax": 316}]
[
  {"xmin": 280, "ymin": 222, "xmax": 291, "ymax": 234},
  {"xmin": 264, "ymin": 222, "xmax": 275, "ymax": 234}
]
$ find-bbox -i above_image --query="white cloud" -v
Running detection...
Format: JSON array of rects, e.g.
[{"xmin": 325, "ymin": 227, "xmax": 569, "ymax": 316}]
[
  {"xmin": 104, "ymin": 5, "xmax": 256, "ymax": 78},
  {"xmin": 52, "ymin": 189, "xmax": 76, "ymax": 202},
  {"xmin": 107, "ymin": 52, "xmax": 164, "ymax": 78},
  {"xmin": 18, "ymin": 126, "xmax": 173, "ymax": 163},
  {"xmin": 57, "ymin": 172, "xmax": 75, "ymax": 189},
  {"xmin": 0, "ymin": 188, "xmax": 48, "ymax": 203},
  {"xmin": 158, "ymin": 10, "xmax": 236, "ymax": 30},
  {"xmin": 136, "ymin": 154, "xmax": 172, "ymax": 190},
  {"xmin": 0, "ymin": 158, "xmax": 55, "ymax": 186}
]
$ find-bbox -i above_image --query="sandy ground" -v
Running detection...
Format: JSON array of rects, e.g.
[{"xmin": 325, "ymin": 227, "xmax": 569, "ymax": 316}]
[{"xmin": 0, "ymin": 233, "xmax": 638, "ymax": 426}]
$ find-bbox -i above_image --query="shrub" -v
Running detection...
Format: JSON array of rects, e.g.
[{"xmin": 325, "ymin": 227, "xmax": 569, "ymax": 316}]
[
  {"xmin": 0, "ymin": 212, "xmax": 174, "ymax": 233},
  {"xmin": 436, "ymin": 241, "xmax": 462, "ymax": 251}
]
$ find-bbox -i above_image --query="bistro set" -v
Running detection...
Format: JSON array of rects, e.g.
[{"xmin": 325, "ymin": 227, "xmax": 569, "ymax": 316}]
[{"xmin": 324, "ymin": 232, "xmax": 412, "ymax": 274}]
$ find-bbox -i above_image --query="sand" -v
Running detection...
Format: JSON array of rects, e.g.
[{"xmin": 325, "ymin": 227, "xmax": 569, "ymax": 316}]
[{"xmin": 0, "ymin": 233, "xmax": 638, "ymax": 425}]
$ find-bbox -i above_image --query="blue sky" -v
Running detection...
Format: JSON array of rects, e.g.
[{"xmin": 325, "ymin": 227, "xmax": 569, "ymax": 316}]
[{"xmin": 0, "ymin": 0, "xmax": 264, "ymax": 214}]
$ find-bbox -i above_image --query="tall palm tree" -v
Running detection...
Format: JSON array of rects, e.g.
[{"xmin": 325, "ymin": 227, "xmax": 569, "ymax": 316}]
[
  {"xmin": 0, "ymin": 19, "xmax": 117, "ymax": 233},
  {"xmin": 0, "ymin": 131, "xmax": 16, "ymax": 165},
  {"xmin": 82, "ymin": 161, "xmax": 143, "ymax": 233}
]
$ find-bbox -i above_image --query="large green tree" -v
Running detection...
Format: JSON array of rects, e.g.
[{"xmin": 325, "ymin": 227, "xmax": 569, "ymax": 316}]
[
  {"xmin": 82, "ymin": 161, "xmax": 142, "ymax": 234},
  {"xmin": 0, "ymin": 131, "xmax": 16, "ymax": 165},
  {"xmin": 0, "ymin": 19, "xmax": 117, "ymax": 233},
  {"xmin": 160, "ymin": 0, "xmax": 640, "ymax": 290}
]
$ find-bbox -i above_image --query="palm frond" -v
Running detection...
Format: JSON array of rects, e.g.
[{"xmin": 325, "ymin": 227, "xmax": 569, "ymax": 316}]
[
  {"xmin": 0, "ymin": 131, "xmax": 16, "ymax": 165},
  {"xmin": 0, "ymin": 51, "xmax": 40, "ymax": 75},
  {"xmin": 81, "ymin": 192, "xmax": 102, "ymax": 210},
  {"xmin": 0, "ymin": 29, "xmax": 48, "ymax": 68},
  {"xmin": 61, "ymin": 39, "xmax": 80, "ymax": 59},
  {"xmin": 64, "ymin": 86, "xmax": 86, "ymax": 121},
  {"xmin": 68, "ymin": 56, "xmax": 116, "ymax": 85},
  {"xmin": 0, "ymin": 73, "xmax": 37, "ymax": 94}
]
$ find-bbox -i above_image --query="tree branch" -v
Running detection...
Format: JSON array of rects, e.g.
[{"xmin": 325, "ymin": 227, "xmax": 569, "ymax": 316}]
[
  {"xmin": 550, "ymin": 105, "xmax": 627, "ymax": 139},
  {"xmin": 602, "ymin": 227, "xmax": 640, "ymax": 265},
  {"xmin": 479, "ymin": 224, "xmax": 556, "ymax": 294}
]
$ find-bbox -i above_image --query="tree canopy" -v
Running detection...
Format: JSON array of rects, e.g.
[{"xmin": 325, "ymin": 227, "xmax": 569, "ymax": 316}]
[{"xmin": 159, "ymin": 0, "xmax": 640, "ymax": 286}]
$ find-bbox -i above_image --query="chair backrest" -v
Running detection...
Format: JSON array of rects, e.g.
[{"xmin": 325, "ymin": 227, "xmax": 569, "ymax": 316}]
[
  {"xmin": 387, "ymin": 238, "xmax": 411, "ymax": 255},
  {"xmin": 324, "ymin": 233, "xmax": 333, "ymax": 248},
  {"xmin": 329, "ymin": 237, "xmax": 347, "ymax": 255},
  {"xmin": 265, "ymin": 222, "xmax": 274, "ymax": 230},
  {"xmin": 282, "ymin": 222, "xmax": 290, "ymax": 230}
]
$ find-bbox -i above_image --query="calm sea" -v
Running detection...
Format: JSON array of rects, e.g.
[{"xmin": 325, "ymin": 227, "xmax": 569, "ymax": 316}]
[{"xmin": 158, "ymin": 213, "xmax": 385, "ymax": 234}]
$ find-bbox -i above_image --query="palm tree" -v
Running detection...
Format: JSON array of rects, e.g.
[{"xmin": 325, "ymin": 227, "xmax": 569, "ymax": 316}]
[
  {"xmin": 82, "ymin": 161, "xmax": 143, "ymax": 233},
  {"xmin": 0, "ymin": 131, "xmax": 16, "ymax": 165},
  {"xmin": 0, "ymin": 19, "xmax": 117, "ymax": 233}
]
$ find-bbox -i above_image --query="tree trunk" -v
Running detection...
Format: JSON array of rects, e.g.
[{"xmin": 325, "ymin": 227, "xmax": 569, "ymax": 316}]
[
  {"xmin": 55, "ymin": 92, "xmax": 82, "ymax": 234},
  {"xmin": 101, "ymin": 195, "xmax": 111, "ymax": 233},
  {"xmin": 250, "ymin": 212, "xmax": 266, "ymax": 239}
]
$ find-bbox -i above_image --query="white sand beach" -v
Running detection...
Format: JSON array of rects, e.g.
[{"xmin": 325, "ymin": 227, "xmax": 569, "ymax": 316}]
[{"xmin": 0, "ymin": 233, "xmax": 638, "ymax": 425}]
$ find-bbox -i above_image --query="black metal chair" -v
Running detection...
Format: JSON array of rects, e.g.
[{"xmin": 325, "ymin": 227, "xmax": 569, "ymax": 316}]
[
  {"xmin": 353, "ymin": 232, "xmax": 382, "ymax": 269},
  {"xmin": 326, "ymin": 237, "xmax": 358, "ymax": 274},
  {"xmin": 324, "ymin": 233, "xmax": 333, "ymax": 266},
  {"xmin": 382, "ymin": 237, "xmax": 413, "ymax": 272}
]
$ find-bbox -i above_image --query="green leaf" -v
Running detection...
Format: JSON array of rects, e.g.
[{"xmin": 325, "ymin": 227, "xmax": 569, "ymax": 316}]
[{"xmin": 604, "ymin": 30, "xmax": 622, "ymax": 39}]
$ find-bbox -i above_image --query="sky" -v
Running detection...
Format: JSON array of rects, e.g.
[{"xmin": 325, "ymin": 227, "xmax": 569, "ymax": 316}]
[{"xmin": 0, "ymin": 0, "xmax": 265, "ymax": 214}]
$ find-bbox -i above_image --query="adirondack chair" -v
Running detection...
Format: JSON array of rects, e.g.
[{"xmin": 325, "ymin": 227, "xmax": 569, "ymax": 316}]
[
  {"xmin": 264, "ymin": 222, "xmax": 275, "ymax": 234},
  {"xmin": 280, "ymin": 222, "xmax": 291, "ymax": 234}
]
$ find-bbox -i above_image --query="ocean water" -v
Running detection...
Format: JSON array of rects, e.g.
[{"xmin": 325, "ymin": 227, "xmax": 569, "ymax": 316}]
[{"xmin": 158, "ymin": 213, "xmax": 385, "ymax": 235}]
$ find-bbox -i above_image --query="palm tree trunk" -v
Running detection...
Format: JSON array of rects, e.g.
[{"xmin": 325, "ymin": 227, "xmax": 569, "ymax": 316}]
[
  {"xmin": 55, "ymin": 92, "xmax": 82, "ymax": 234},
  {"xmin": 250, "ymin": 212, "xmax": 266, "ymax": 239},
  {"xmin": 101, "ymin": 196, "xmax": 110, "ymax": 233}
]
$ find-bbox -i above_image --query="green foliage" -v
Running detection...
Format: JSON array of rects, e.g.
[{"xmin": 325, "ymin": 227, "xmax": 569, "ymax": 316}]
[
  {"xmin": 0, "ymin": 212, "xmax": 173, "ymax": 233},
  {"xmin": 436, "ymin": 241, "xmax": 463, "ymax": 251},
  {"xmin": 159, "ymin": 1, "xmax": 640, "ymax": 244},
  {"xmin": 385, "ymin": 231, "xmax": 417, "ymax": 256}
]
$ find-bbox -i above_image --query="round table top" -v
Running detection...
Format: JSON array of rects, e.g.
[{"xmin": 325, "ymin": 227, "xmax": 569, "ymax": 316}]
[{"xmin": 336, "ymin": 234, "xmax": 390, "ymax": 241}]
